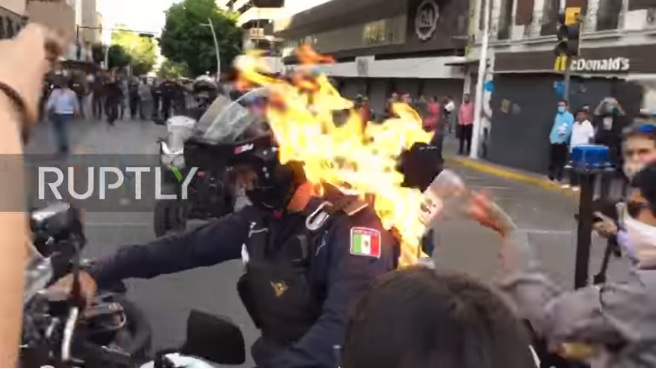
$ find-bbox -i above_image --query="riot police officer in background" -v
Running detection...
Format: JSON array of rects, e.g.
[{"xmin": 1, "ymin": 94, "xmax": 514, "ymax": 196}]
[
  {"xmin": 159, "ymin": 78, "xmax": 177, "ymax": 120},
  {"xmin": 51, "ymin": 123, "xmax": 401, "ymax": 366},
  {"xmin": 151, "ymin": 78, "xmax": 162, "ymax": 119}
]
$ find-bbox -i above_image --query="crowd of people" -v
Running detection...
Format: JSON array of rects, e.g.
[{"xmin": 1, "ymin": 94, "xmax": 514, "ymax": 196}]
[
  {"xmin": 3, "ymin": 24, "xmax": 656, "ymax": 368},
  {"xmin": 354, "ymin": 91, "xmax": 488, "ymax": 158},
  {"xmin": 38, "ymin": 70, "xmax": 193, "ymax": 155}
]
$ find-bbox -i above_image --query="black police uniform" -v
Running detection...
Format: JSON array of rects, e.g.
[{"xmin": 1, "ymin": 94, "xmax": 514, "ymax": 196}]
[{"xmin": 88, "ymin": 191, "xmax": 398, "ymax": 367}]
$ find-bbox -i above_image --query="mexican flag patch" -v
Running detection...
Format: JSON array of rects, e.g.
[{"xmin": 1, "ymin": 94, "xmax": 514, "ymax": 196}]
[{"xmin": 350, "ymin": 227, "xmax": 381, "ymax": 258}]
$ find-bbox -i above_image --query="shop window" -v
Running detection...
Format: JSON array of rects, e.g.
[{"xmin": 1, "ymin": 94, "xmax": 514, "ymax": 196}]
[
  {"xmin": 540, "ymin": 0, "xmax": 559, "ymax": 35},
  {"xmin": 629, "ymin": 0, "xmax": 656, "ymax": 10},
  {"xmin": 515, "ymin": 0, "xmax": 534, "ymax": 26},
  {"xmin": 566, "ymin": 0, "xmax": 588, "ymax": 9},
  {"xmin": 597, "ymin": 0, "xmax": 622, "ymax": 30},
  {"xmin": 497, "ymin": 0, "xmax": 514, "ymax": 39},
  {"xmin": 6, "ymin": 18, "xmax": 13, "ymax": 39},
  {"xmin": 363, "ymin": 20, "xmax": 387, "ymax": 46}
]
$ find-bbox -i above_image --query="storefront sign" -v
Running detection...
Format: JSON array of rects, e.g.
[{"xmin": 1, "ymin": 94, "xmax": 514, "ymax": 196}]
[
  {"xmin": 415, "ymin": 0, "xmax": 439, "ymax": 41},
  {"xmin": 571, "ymin": 57, "xmax": 630, "ymax": 72}
]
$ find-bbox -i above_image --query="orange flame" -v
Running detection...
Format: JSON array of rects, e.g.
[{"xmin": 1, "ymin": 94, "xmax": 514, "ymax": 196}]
[{"xmin": 234, "ymin": 46, "xmax": 433, "ymax": 266}]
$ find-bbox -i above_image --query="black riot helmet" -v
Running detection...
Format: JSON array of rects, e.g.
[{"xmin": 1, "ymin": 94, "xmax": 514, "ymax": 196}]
[
  {"xmin": 227, "ymin": 132, "xmax": 306, "ymax": 212},
  {"xmin": 184, "ymin": 93, "xmax": 305, "ymax": 212}
]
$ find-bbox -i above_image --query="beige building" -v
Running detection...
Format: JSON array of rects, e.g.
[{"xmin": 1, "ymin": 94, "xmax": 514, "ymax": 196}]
[
  {"xmin": 80, "ymin": 0, "xmax": 98, "ymax": 43},
  {"xmin": 0, "ymin": 0, "xmax": 27, "ymax": 39},
  {"xmin": 1, "ymin": 0, "xmax": 25, "ymax": 14},
  {"xmin": 26, "ymin": 0, "xmax": 75, "ymax": 41}
]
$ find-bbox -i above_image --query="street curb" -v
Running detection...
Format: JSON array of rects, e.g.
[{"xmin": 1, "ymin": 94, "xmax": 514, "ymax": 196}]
[{"xmin": 445, "ymin": 155, "xmax": 578, "ymax": 198}]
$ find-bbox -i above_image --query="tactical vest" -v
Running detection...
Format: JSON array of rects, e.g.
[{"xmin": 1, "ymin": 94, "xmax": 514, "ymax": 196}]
[{"xmin": 237, "ymin": 195, "xmax": 368, "ymax": 345}]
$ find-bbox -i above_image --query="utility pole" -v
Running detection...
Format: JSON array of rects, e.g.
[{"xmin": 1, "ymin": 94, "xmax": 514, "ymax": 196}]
[
  {"xmin": 470, "ymin": 0, "xmax": 491, "ymax": 160},
  {"xmin": 564, "ymin": 56, "xmax": 571, "ymax": 102},
  {"xmin": 555, "ymin": 7, "xmax": 581, "ymax": 102},
  {"xmin": 203, "ymin": 18, "xmax": 221, "ymax": 79}
]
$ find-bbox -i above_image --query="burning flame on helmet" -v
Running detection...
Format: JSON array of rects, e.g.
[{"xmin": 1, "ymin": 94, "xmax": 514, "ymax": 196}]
[{"xmin": 235, "ymin": 46, "xmax": 433, "ymax": 266}]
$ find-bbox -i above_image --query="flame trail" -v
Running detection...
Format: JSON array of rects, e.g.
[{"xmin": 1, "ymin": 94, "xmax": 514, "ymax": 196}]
[{"xmin": 235, "ymin": 46, "xmax": 434, "ymax": 266}]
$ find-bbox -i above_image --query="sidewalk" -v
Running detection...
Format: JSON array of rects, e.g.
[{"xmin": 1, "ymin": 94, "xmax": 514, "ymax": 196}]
[{"xmin": 442, "ymin": 135, "xmax": 579, "ymax": 199}]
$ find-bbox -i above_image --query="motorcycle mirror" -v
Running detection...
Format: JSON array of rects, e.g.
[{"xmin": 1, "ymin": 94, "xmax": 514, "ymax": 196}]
[
  {"xmin": 180, "ymin": 310, "xmax": 246, "ymax": 365},
  {"xmin": 31, "ymin": 202, "xmax": 84, "ymax": 248}
]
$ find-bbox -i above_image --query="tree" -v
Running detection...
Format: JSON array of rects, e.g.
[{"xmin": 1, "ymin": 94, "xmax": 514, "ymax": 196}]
[
  {"xmin": 158, "ymin": 59, "xmax": 191, "ymax": 79},
  {"xmin": 159, "ymin": 0, "xmax": 243, "ymax": 76},
  {"xmin": 112, "ymin": 26, "xmax": 157, "ymax": 76},
  {"xmin": 91, "ymin": 43, "xmax": 132, "ymax": 69}
]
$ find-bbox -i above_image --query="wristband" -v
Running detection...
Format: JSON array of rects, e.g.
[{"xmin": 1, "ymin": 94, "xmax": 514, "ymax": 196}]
[{"xmin": 0, "ymin": 80, "xmax": 30, "ymax": 143}]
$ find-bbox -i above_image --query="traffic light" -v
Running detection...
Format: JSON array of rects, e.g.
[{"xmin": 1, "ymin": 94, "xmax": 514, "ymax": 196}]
[
  {"xmin": 252, "ymin": 0, "xmax": 284, "ymax": 7},
  {"xmin": 555, "ymin": 8, "xmax": 581, "ymax": 56}
]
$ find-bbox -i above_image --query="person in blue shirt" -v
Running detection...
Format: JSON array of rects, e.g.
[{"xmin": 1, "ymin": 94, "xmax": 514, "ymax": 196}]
[{"xmin": 548, "ymin": 100, "xmax": 574, "ymax": 181}]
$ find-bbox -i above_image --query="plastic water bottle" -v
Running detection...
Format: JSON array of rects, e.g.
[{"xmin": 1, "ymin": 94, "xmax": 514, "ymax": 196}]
[{"xmin": 418, "ymin": 169, "xmax": 515, "ymax": 235}]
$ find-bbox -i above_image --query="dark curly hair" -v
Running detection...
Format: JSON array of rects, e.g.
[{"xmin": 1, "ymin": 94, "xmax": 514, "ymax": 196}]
[{"xmin": 632, "ymin": 161, "xmax": 656, "ymax": 216}]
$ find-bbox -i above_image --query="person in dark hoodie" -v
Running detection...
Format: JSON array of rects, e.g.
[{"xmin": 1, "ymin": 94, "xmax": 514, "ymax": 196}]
[
  {"xmin": 103, "ymin": 73, "xmax": 123, "ymax": 126},
  {"xmin": 593, "ymin": 97, "xmax": 631, "ymax": 197}
]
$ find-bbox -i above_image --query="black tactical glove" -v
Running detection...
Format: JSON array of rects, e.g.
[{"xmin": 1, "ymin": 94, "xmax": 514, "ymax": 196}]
[{"xmin": 396, "ymin": 142, "xmax": 444, "ymax": 192}]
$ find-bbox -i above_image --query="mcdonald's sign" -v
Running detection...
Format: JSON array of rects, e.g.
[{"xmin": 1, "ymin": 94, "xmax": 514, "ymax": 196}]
[{"xmin": 554, "ymin": 55, "xmax": 569, "ymax": 72}]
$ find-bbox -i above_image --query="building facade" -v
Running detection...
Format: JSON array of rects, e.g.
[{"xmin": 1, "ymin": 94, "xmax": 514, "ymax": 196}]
[
  {"xmin": 0, "ymin": 0, "xmax": 27, "ymax": 40},
  {"xmin": 26, "ymin": 0, "xmax": 75, "ymax": 40},
  {"xmin": 274, "ymin": 0, "xmax": 469, "ymax": 115},
  {"xmin": 80, "ymin": 0, "xmax": 98, "ymax": 43},
  {"xmin": 466, "ymin": 0, "xmax": 656, "ymax": 173}
]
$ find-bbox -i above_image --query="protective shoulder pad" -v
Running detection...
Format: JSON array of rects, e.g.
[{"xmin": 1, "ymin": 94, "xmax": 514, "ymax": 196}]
[{"xmin": 341, "ymin": 197, "xmax": 368, "ymax": 217}]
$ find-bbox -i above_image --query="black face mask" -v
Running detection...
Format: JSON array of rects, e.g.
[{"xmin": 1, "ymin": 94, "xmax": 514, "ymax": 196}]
[
  {"xmin": 244, "ymin": 162, "xmax": 304, "ymax": 212},
  {"xmin": 246, "ymin": 184, "xmax": 294, "ymax": 211}
]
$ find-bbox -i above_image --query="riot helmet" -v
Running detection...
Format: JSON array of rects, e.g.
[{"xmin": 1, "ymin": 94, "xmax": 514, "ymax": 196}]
[{"xmin": 186, "ymin": 92, "xmax": 304, "ymax": 212}]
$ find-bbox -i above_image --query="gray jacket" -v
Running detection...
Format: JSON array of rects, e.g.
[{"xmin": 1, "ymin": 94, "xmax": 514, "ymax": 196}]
[{"xmin": 496, "ymin": 232, "xmax": 656, "ymax": 366}]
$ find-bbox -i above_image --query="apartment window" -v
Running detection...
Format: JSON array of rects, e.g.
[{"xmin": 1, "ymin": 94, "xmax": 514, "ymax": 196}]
[
  {"xmin": 479, "ymin": 0, "xmax": 487, "ymax": 30},
  {"xmin": 6, "ymin": 18, "xmax": 13, "ymax": 39},
  {"xmin": 363, "ymin": 20, "xmax": 387, "ymax": 45},
  {"xmin": 497, "ymin": 0, "xmax": 514, "ymax": 39},
  {"xmin": 629, "ymin": 0, "xmax": 656, "ymax": 10},
  {"xmin": 597, "ymin": 0, "xmax": 622, "ymax": 30},
  {"xmin": 540, "ymin": 0, "xmax": 559, "ymax": 35},
  {"xmin": 0, "ymin": 18, "xmax": 4, "ymax": 40},
  {"xmin": 515, "ymin": 0, "xmax": 534, "ymax": 25}
]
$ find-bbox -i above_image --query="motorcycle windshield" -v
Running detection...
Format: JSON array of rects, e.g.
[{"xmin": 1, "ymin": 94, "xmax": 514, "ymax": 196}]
[{"xmin": 196, "ymin": 87, "xmax": 268, "ymax": 144}]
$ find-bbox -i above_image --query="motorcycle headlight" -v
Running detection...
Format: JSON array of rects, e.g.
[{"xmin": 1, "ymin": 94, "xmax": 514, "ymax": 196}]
[
  {"xmin": 172, "ymin": 155, "xmax": 186, "ymax": 169},
  {"xmin": 161, "ymin": 153, "xmax": 185, "ymax": 169}
]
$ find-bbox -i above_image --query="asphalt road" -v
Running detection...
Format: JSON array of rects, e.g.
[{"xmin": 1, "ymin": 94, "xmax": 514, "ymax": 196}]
[{"xmin": 25, "ymin": 118, "xmax": 632, "ymax": 365}]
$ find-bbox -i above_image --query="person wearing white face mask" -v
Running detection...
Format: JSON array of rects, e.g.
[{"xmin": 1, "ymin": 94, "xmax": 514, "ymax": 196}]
[
  {"xmin": 617, "ymin": 161, "xmax": 656, "ymax": 267},
  {"xmin": 592, "ymin": 123, "xmax": 656, "ymax": 239},
  {"xmin": 467, "ymin": 160, "xmax": 656, "ymax": 367}
]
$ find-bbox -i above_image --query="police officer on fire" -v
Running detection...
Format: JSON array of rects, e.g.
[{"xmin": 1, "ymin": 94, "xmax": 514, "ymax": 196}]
[{"xmin": 52, "ymin": 121, "xmax": 402, "ymax": 366}]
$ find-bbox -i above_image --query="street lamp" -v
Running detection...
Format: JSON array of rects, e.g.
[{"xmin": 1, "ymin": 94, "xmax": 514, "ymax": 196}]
[
  {"xmin": 201, "ymin": 18, "xmax": 221, "ymax": 79},
  {"xmin": 470, "ymin": 0, "xmax": 492, "ymax": 160}
]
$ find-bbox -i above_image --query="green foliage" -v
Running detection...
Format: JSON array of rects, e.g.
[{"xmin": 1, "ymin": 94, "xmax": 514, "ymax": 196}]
[
  {"xmin": 159, "ymin": 0, "xmax": 243, "ymax": 76},
  {"xmin": 90, "ymin": 43, "xmax": 132, "ymax": 69},
  {"xmin": 112, "ymin": 25, "xmax": 157, "ymax": 76},
  {"xmin": 158, "ymin": 59, "xmax": 191, "ymax": 79}
]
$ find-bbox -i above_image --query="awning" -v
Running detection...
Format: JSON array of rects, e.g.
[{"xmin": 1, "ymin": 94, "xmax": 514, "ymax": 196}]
[
  {"xmin": 493, "ymin": 69, "xmax": 628, "ymax": 79},
  {"xmin": 444, "ymin": 59, "xmax": 481, "ymax": 67}
]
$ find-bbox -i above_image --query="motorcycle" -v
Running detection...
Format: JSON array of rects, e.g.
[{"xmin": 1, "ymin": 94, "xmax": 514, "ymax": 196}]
[
  {"xmin": 23, "ymin": 202, "xmax": 247, "ymax": 367},
  {"xmin": 154, "ymin": 114, "xmax": 235, "ymax": 237},
  {"xmin": 22, "ymin": 202, "xmax": 152, "ymax": 367},
  {"xmin": 152, "ymin": 87, "xmax": 265, "ymax": 237}
]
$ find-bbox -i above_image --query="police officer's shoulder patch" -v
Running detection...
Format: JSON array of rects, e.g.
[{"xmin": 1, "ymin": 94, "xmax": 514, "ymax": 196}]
[{"xmin": 350, "ymin": 227, "xmax": 381, "ymax": 258}]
